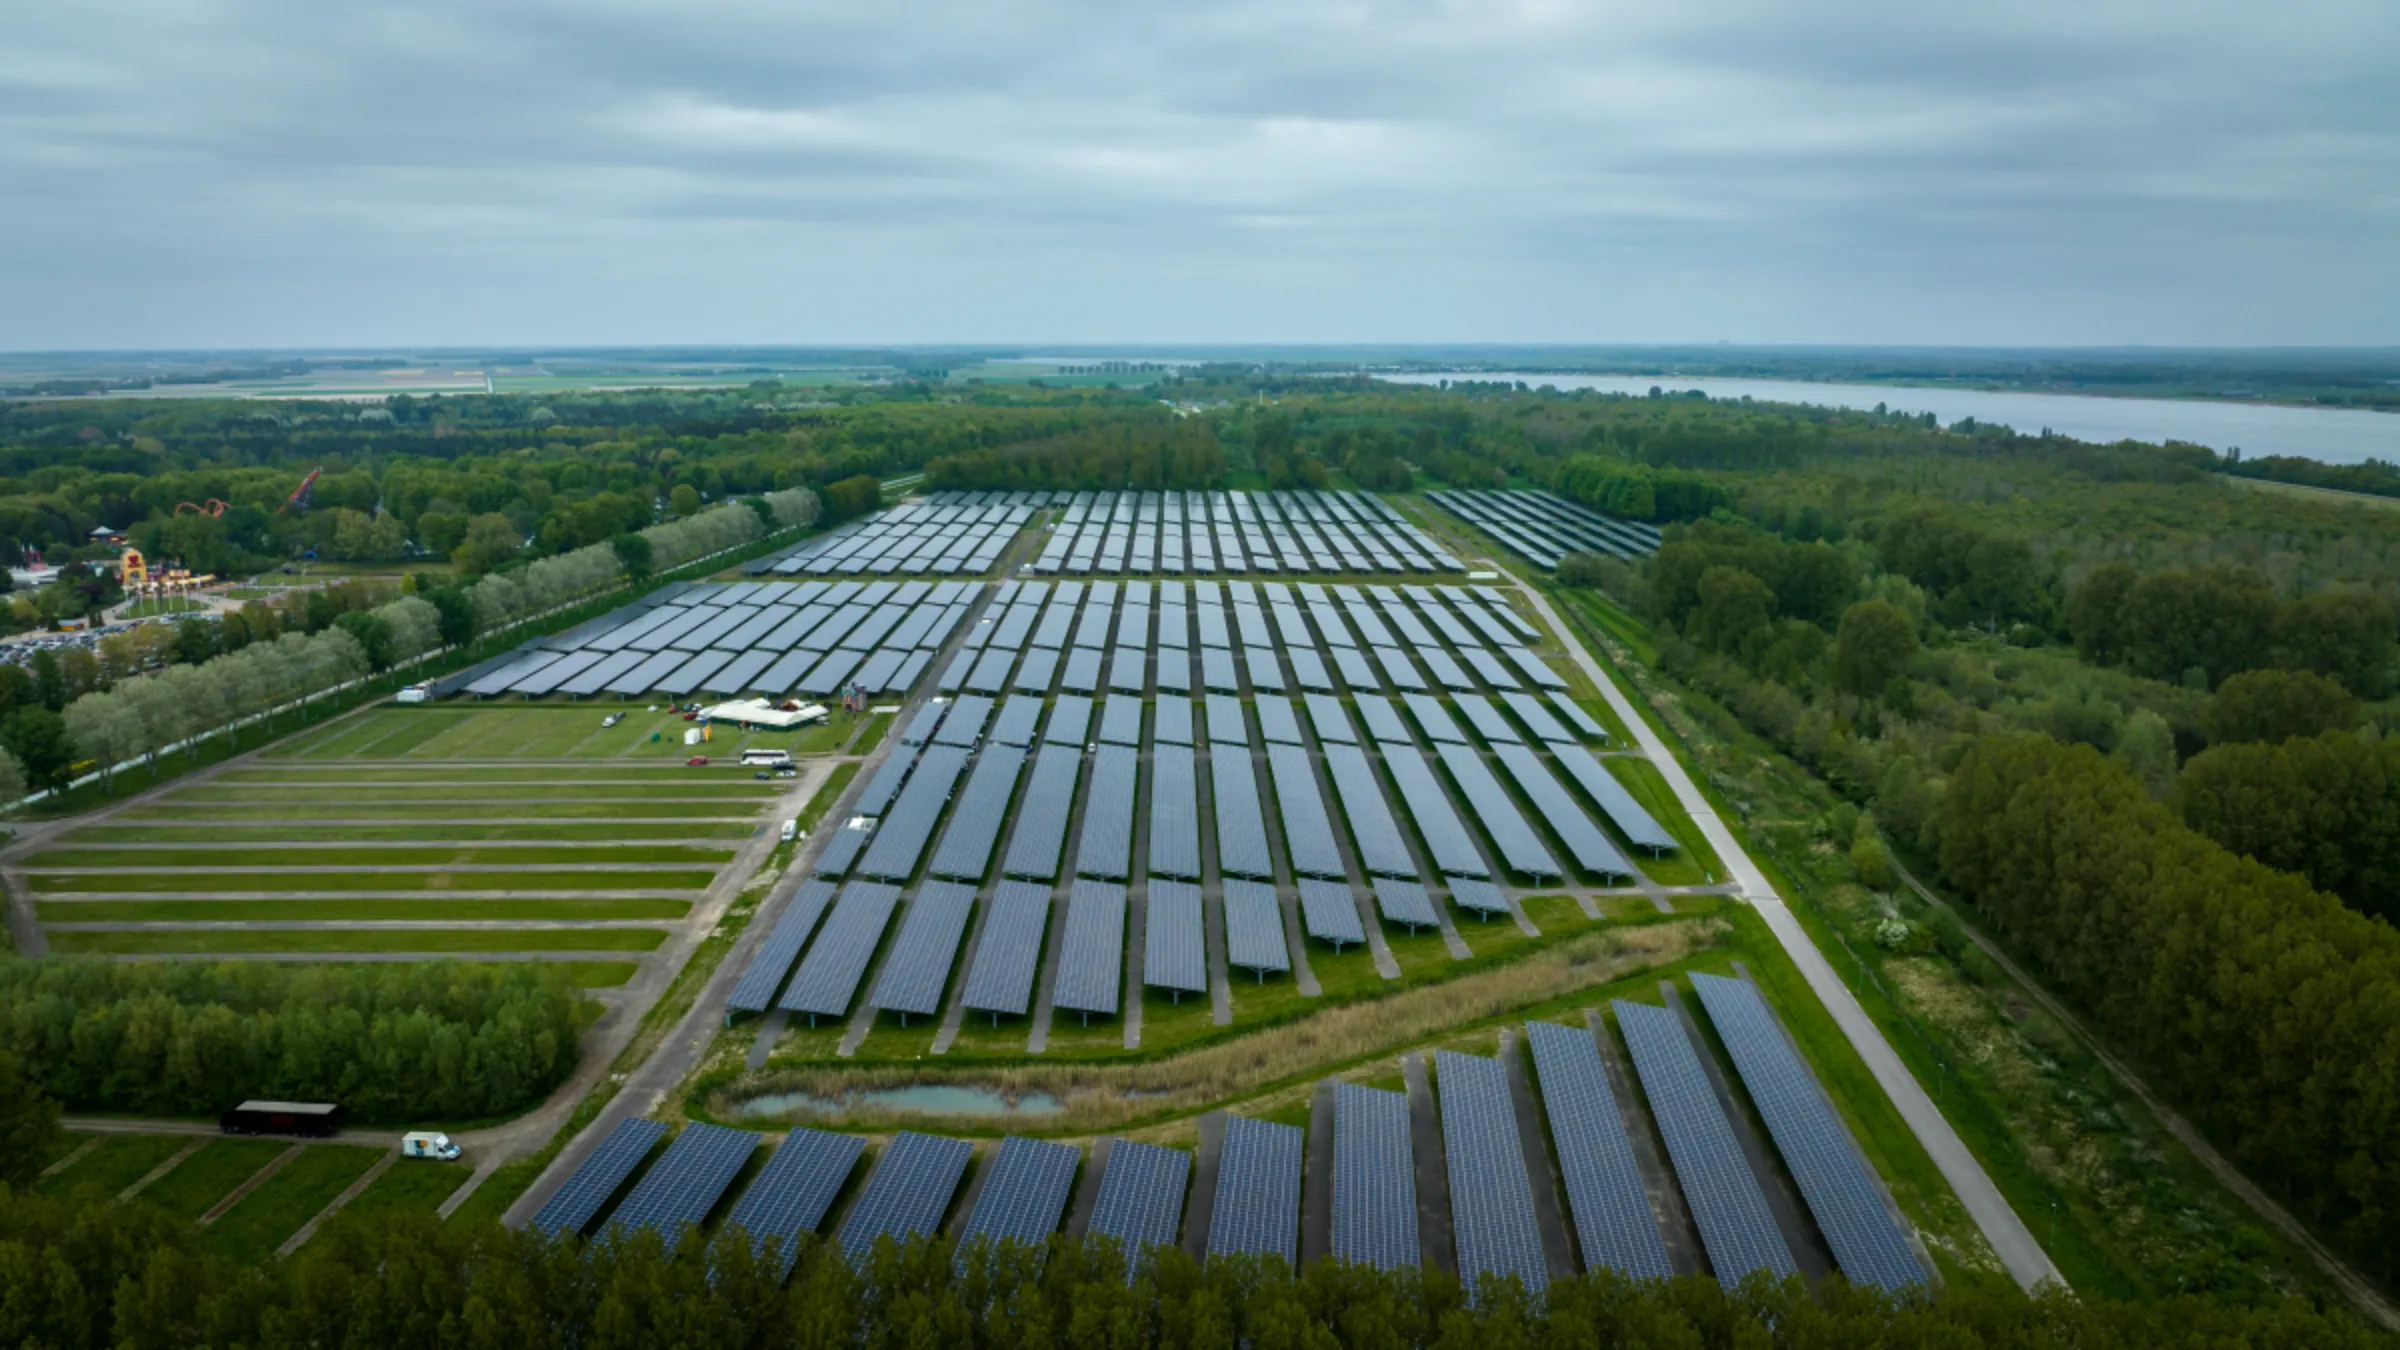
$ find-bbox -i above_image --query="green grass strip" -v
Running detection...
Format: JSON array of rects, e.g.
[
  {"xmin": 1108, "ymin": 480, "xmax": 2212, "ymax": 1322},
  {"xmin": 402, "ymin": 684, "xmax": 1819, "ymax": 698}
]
[
  {"xmin": 138, "ymin": 1139, "xmax": 292, "ymax": 1220},
  {"xmin": 202, "ymin": 1145, "xmax": 382, "ymax": 1262},
  {"xmin": 66, "ymin": 822, "xmax": 758, "ymax": 843},
  {"xmin": 49, "ymin": 928, "xmax": 669, "ymax": 954},
  {"xmin": 40, "ymin": 898, "xmax": 691, "ymax": 923},
  {"xmin": 30, "ymin": 846, "xmax": 736, "ymax": 869},
  {"xmin": 118, "ymin": 802, "xmax": 757, "ymax": 821},
  {"xmin": 37, "ymin": 1134, "xmax": 189, "ymax": 1198},
  {"xmin": 337, "ymin": 1158, "xmax": 469, "ymax": 1223},
  {"xmin": 30, "ymin": 869, "xmax": 716, "ymax": 893}
]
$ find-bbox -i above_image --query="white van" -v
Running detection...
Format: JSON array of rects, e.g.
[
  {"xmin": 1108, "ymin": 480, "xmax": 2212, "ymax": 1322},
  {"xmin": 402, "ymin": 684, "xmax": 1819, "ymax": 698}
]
[{"xmin": 400, "ymin": 1131, "xmax": 460, "ymax": 1161}]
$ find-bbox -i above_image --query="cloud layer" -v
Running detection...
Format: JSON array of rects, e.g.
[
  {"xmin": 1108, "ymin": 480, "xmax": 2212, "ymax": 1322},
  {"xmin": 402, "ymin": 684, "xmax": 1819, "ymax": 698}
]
[{"xmin": 3, "ymin": 0, "xmax": 2394, "ymax": 347}]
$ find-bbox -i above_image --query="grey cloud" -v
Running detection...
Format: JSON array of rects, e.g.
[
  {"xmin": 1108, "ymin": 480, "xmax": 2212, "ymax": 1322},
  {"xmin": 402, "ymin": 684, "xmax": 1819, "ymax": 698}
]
[{"xmin": 0, "ymin": 0, "xmax": 2392, "ymax": 346}]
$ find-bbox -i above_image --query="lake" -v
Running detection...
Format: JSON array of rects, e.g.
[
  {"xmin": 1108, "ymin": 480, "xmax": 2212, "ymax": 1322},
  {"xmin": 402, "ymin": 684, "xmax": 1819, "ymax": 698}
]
[{"xmin": 1378, "ymin": 373, "xmax": 2397, "ymax": 467}]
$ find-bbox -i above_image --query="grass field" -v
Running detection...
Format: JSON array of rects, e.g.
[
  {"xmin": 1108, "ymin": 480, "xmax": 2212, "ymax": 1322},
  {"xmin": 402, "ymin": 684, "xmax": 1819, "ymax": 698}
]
[
  {"xmin": 39, "ymin": 1134, "xmax": 190, "ymax": 1198},
  {"xmin": 338, "ymin": 1158, "xmax": 469, "ymax": 1222},
  {"xmin": 31, "ymin": 869, "xmax": 717, "ymax": 893},
  {"xmin": 50, "ymin": 928, "xmax": 670, "ymax": 954},
  {"xmin": 40, "ymin": 898, "xmax": 692, "ymax": 922},
  {"xmin": 202, "ymin": 1145, "xmax": 382, "ymax": 1261},
  {"xmin": 119, "ymin": 595, "xmax": 210, "ymax": 617},
  {"xmin": 72, "ymin": 822, "xmax": 760, "ymax": 843},
  {"xmin": 140, "ymin": 1139, "xmax": 290, "ymax": 1220},
  {"xmin": 275, "ymin": 705, "xmax": 850, "ymax": 762},
  {"xmin": 29, "ymin": 845, "xmax": 737, "ymax": 869}
]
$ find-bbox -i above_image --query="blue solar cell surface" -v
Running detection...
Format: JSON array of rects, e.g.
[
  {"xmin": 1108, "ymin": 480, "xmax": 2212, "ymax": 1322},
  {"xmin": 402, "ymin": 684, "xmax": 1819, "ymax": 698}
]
[
  {"xmin": 1332, "ymin": 1082, "xmax": 1419, "ymax": 1271},
  {"xmin": 1143, "ymin": 878, "xmax": 1208, "ymax": 995},
  {"xmin": 1052, "ymin": 880, "xmax": 1127, "ymax": 1016},
  {"xmin": 1435, "ymin": 742, "xmax": 1560, "ymax": 881},
  {"xmin": 1550, "ymin": 746, "xmax": 1678, "ymax": 854},
  {"xmin": 1087, "ymin": 1140, "xmax": 1189, "ymax": 1256},
  {"xmin": 1147, "ymin": 744, "xmax": 1202, "ymax": 880},
  {"xmin": 778, "ymin": 882, "xmax": 904, "ymax": 1018},
  {"xmin": 1209, "ymin": 745, "xmax": 1274, "ymax": 880},
  {"xmin": 961, "ymin": 880, "xmax": 1053, "ymax": 1017},
  {"xmin": 1222, "ymin": 878, "xmax": 1292, "ymax": 973},
  {"xmin": 928, "ymin": 745, "xmax": 1027, "ymax": 881},
  {"xmin": 1522, "ymin": 1021, "xmax": 1673, "ymax": 1280},
  {"xmin": 1265, "ymin": 744, "xmax": 1346, "ymax": 879},
  {"xmin": 530, "ymin": 1117, "xmax": 667, "ymax": 1237},
  {"xmin": 1297, "ymin": 878, "xmax": 1368, "ymax": 947},
  {"xmin": 725, "ymin": 1127, "xmax": 865, "ymax": 1274},
  {"xmin": 837, "ymin": 1132, "xmax": 975, "ymax": 1261},
  {"xmin": 1207, "ymin": 1116, "xmax": 1303, "ymax": 1267},
  {"xmin": 1322, "ymin": 743, "xmax": 1418, "ymax": 879},
  {"xmin": 1379, "ymin": 746, "xmax": 1491, "ymax": 879},
  {"xmin": 857, "ymin": 745, "xmax": 970, "ymax": 880},
  {"xmin": 1371, "ymin": 877, "xmax": 1441, "ymax": 931},
  {"xmin": 1001, "ymin": 745, "xmax": 1081, "ymax": 881},
  {"xmin": 1075, "ymin": 746, "xmax": 1139, "ymax": 880},
  {"xmin": 958, "ymin": 1136, "xmax": 1080, "ymax": 1260},
  {"xmin": 869, "ymin": 881, "xmax": 977, "ymax": 1017},
  {"xmin": 603, "ymin": 1122, "xmax": 759, "ymax": 1253},
  {"xmin": 1613, "ymin": 1000, "xmax": 1798, "ymax": 1286},
  {"xmin": 1490, "ymin": 743, "xmax": 1633, "ymax": 880},
  {"xmin": 1353, "ymin": 693, "xmax": 1414, "ymax": 745},
  {"xmin": 1254, "ymin": 694, "xmax": 1303, "ymax": 746},
  {"xmin": 1435, "ymin": 1050, "xmax": 1549, "ymax": 1297},
  {"xmin": 1690, "ymin": 974, "xmax": 1924, "ymax": 1289},
  {"xmin": 727, "ymin": 879, "xmax": 840, "ymax": 1012}
]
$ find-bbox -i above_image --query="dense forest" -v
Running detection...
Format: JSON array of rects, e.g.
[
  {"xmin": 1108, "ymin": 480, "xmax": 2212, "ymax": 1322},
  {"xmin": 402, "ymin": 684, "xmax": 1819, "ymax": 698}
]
[
  {"xmin": 0, "ymin": 959, "xmax": 583, "ymax": 1121},
  {"xmin": 0, "ymin": 1176, "xmax": 2388, "ymax": 1350}
]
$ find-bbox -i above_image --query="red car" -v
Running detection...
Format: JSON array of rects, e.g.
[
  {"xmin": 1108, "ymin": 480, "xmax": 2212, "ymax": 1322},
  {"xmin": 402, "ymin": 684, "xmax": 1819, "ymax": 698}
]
[{"xmin": 685, "ymin": 755, "xmax": 709, "ymax": 766}]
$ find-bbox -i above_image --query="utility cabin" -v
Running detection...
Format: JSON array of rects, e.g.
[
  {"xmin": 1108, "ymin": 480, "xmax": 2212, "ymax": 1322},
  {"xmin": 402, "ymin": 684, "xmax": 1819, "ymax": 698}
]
[{"xmin": 219, "ymin": 1099, "xmax": 346, "ymax": 1138}]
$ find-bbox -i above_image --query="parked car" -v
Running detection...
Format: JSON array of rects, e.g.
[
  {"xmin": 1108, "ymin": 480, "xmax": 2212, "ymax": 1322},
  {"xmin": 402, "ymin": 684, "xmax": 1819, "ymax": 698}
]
[{"xmin": 686, "ymin": 755, "xmax": 709, "ymax": 766}]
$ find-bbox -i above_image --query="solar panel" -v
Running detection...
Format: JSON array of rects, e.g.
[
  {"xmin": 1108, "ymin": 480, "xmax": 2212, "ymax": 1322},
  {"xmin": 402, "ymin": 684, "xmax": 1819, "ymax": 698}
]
[
  {"xmin": 1143, "ymin": 879, "xmax": 1208, "ymax": 997},
  {"xmin": 1490, "ymin": 744, "xmax": 1633, "ymax": 880},
  {"xmin": 1204, "ymin": 693, "xmax": 1248, "ymax": 745},
  {"xmin": 961, "ymin": 880, "xmax": 1053, "ymax": 1018},
  {"xmin": 926, "ymin": 745, "xmax": 1027, "ymax": 882},
  {"xmin": 727, "ymin": 879, "xmax": 840, "ymax": 1012},
  {"xmin": 1098, "ymin": 694, "xmax": 1144, "ymax": 746},
  {"xmin": 868, "ymin": 881, "xmax": 977, "ymax": 1019},
  {"xmin": 1522, "ymin": 1021, "xmax": 1674, "ymax": 1280},
  {"xmin": 1507, "ymin": 647, "xmax": 1570, "ymax": 691},
  {"xmin": 778, "ymin": 881, "xmax": 903, "ymax": 1020},
  {"xmin": 1460, "ymin": 648, "xmax": 1522, "ymax": 692},
  {"xmin": 1330, "ymin": 646, "xmax": 1382, "ymax": 691},
  {"xmin": 1087, "ymin": 1140, "xmax": 1189, "ymax": 1256},
  {"xmin": 530, "ymin": 1116, "xmax": 667, "ymax": 1237},
  {"xmin": 1153, "ymin": 647, "xmax": 1194, "ymax": 694},
  {"xmin": 1322, "ymin": 744, "xmax": 1418, "ymax": 879},
  {"xmin": 1690, "ymin": 974, "xmax": 1925, "ymax": 1289},
  {"xmin": 1374, "ymin": 647, "xmax": 1428, "ymax": 693},
  {"xmin": 1207, "ymin": 1116, "xmax": 1303, "ymax": 1267},
  {"xmin": 1244, "ymin": 647, "xmax": 1286, "ymax": 693},
  {"xmin": 1353, "ymin": 693, "xmax": 1413, "ymax": 746},
  {"xmin": 725, "ymin": 1126, "xmax": 864, "ymax": 1275},
  {"xmin": 933, "ymin": 694, "xmax": 994, "ymax": 747},
  {"xmin": 1012, "ymin": 646, "xmax": 1059, "ymax": 694},
  {"xmin": 1374, "ymin": 746, "xmax": 1489, "ymax": 879},
  {"xmin": 1435, "ymin": 1050, "xmax": 1549, "ymax": 1297},
  {"xmin": 1435, "ymin": 742, "xmax": 1560, "ymax": 882},
  {"xmin": 1045, "ymin": 693, "xmax": 1093, "ymax": 745},
  {"xmin": 1060, "ymin": 647, "xmax": 1103, "ymax": 693},
  {"xmin": 1221, "ymin": 878, "xmax": 1291, "ymax": 976},
  {"xmin": 1454, "ymin": 695, "xmax": 1523, "ymax": 745},
  {"xmin": 1401, "ymin": 694, "xmax": 1466, "ymax": 744},
  {"xmin": 603, "ymin": 1122, "xmax": 759, "ymax": 1253},
  {"xmin": 1002, "ymin": 745, "xmax": 1082, "ymax": 880},
  {"xmin": 813, "ymin": 821, "xmax": 872, "ymax": 879},
  {"xmin": 1498, "ymin": 692, "xmax": 1573, "ymax": 745},
  {"xmin": 1075, "ymin": 746, "xmax": 1138, "ymax": 880},
  {"xmin": 957, "ymin": 1135, "xmax": 1080, "ymax": 1264},
  {"xmin": 1201, "ymin": 646, "xmax": 1240, "ymax": 693},
  {"xmin": 1147, "ymin": 744, "xmax": 1202, "ymax": 880},
  {"xmin": 837, "ymin": 1132, "xmax": 975, "ymax": 1261},
  {"xmin": 1205, "ymin": 743, "xmax": 1275, "ymax": 880},
  {"xmin": 1154, "ymin": 694, "xmax": 1195, "ymax": 746},
  {"xmin": 1287, "ymin": 649, "xmax": 1336, "ymax": 693},
  {"xmin": 858, "ymin": 745, "xmax": 971, "ymax": 880},
  {"xmin": 1613, "ymin": 1000, "xmax": 1798, "ymax": 1285},
  {"xmin": 1547, "ymin": 693, "xmax": 1608, "ymax": 741},
  {"xmin": 1332, "ymin": 1082, "xmax": 1419, "ymax": 1271},
  {"xmin": 1052, "ymin": 880, "xmax": 1126, "ymax": 1018},
  {"xmin": 1297, "ymin": 878, "xmax": 1367, "ymax": 948},
  {"xmin": 1259, "ymin": 743, "xmax": 1345, "ymax": 879},
  {"xmin": 989, "ymin": 694, "xmax": 1044, "ymax": 747},
  {"xmin": 1550, "ymin": 746, "xmax": 1678, "ymax": 854},
  {"xmin": 1254, "ymin": 694, "xmax": 1303, "ymax": 746}
]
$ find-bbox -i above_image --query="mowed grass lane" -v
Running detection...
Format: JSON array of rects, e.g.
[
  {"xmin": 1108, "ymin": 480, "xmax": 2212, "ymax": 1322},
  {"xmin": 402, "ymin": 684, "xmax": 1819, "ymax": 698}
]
[
  {"xmin": 49, "ymin": 928, "xmax": 670, "ymax": 954},
  {"xmin": 39, "ymin": 898, "xmax": 692, "ymax": 922},
  {"xmin": 202, "ymin": 1145, "xmax": 383, "ymax": 1261},
  {"xmin": 275, "ymin": 706, "xmax": 792, "ymax": 761},
  {"xmin": 67, "ymin": 822, "xmax": 759, "ymax": 843}
]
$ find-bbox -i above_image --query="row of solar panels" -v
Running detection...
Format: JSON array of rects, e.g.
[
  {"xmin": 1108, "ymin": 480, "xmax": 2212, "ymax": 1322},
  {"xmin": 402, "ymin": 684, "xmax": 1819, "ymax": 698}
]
[
  {"xmin": 1426, "ymin": 490, "xmax": 1662, "ymax": 568},
  {"xmin": 1031, "ymin": 510, "xmax": 1458, "ymax": 576},
  {"xmin": 456, "ymin": 578, "xmax": 984, "ymax": 700},
  {"xmin": 752, "ymin": 503, "xmax": 1031, "ymax": 577},
  {"xmin": 534, "ymin": 984, "xmax": 1919, "ymax": 1292}
]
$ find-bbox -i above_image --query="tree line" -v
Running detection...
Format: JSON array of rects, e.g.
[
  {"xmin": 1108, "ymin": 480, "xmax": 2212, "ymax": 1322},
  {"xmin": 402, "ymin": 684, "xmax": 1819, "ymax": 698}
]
[
  {"xmin": 0, "ymin": 1183, "xmax": 2387, "ymax": 1350},
  {"xmin": 2176, "ymin": 727, "xmax": 2400, "ymax": 928},
  {"xmin": 0, "ymin": 958, "xmax": 581, "ymax": 1121},
  {"xmin": 2069, "ymin": 561, "xmax": 2395, "ymax": 696},
  {"xmin": 1939, "ymin": 734, "xmax": 2400, "ymax": 1279},
  {"xmin": 923, "ymin": 421, "xmax": 1226, "ymax": 492}
]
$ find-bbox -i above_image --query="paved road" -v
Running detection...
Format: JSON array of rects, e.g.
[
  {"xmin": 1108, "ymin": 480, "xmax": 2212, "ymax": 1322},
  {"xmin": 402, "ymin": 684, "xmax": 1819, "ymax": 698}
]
[{"xmin": 1512, "ymin": 579, "xmax": 2064, "ymax": 1291}]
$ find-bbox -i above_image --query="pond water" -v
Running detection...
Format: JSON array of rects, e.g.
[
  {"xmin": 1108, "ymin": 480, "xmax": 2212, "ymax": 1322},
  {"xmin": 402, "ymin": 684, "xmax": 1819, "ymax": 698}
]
[
  {"xmin": 1379, "ymin": 372, "xmax": 2398, "ymax": 467},
  {"xmin": 738, "ymin": 1083, "xmax": 1066, "ymax": 1119}
]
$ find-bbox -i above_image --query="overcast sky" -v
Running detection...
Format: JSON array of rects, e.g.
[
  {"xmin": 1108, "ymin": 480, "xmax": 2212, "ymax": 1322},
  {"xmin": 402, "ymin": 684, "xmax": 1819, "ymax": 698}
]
[{"xmin": 3, "ymin": 0, "xmax": 2394, "ymax": 350}]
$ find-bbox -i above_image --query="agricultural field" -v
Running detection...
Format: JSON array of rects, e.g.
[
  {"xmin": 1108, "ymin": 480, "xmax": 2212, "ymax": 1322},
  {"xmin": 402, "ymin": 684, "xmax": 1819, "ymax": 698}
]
[{"xmin": 14, "ymin": 705, "xmax": 830, "ymax": 988}]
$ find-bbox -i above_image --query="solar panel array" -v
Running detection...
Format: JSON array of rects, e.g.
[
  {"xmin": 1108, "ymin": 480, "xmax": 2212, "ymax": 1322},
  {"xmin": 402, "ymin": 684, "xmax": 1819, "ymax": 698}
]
[
  {"xmin": 727, "ymin": 1127, "xmax": 866, "ymax": 1274},
  {"xmin": 1435, "ymin": 743, "xmax": 1562, "ymax": 882},
  {"xmin": 727, "ymin": 879, "xmax": 839, "ymax": 1012},
  {"xmin": 466, "ymin": 578, "xmax": 977, "ymax": 699},
  {"xmin": 837, "ymin": 1132, "xmax": 976, "ymax": 1261},
  {"xmin": 1030, "ymin": 491, "xmax": 1461, "ymax": 576},
  {"xmin": 779, "ymin": 882, "xmax": 903, "ymax": 1019},
  {"xmin": 957, "ymin": 1136, "xmax": 1080, "ymax": 1260},
  {"xmin": 1088, "ymin": 1140, "xmax": 1190, "ymax": 1256},
  {"xmin": 531, "ymin": 1117, "xmax": 667, "ymax": 1237},
  {"xmin": 1613, "ymin": 1000, "xmax": 1799, "ymax": 1285},
  {"xmin": 1222, "ymin": 878, "xmax": 1292, "ymax": 976},
  {"xmin": 1002, "ymin": 746, "xmax": 1082, "ymax": 880},
  {"xmin": 1265, "ymin": 743, "xmax": 1346, "ymax": 879},
  {"xmin": 1522, "ymin": 1021, "xmax": 1674, "ymax": 1281},
  {"xmin": 756, "ymin": 500, "xmax": 1031, "ymax": 576},
  {"xmin": 1147, "ymin": 745, "xmax": 1202, "ymax": 880},
  {"xmin": 869, "ymin": 881, "xmax": 977, "ymax": 1019},
  {"xmin": 1551, "ymin": 746, "xmax": 1679, "ymax": 854},
  {"xmin": 960, "ymin": 881, "xmax": 1053, "ymax": 1018},
  {"xmin": 1427, "ymin": 490, "xmax": 1661, "ymax": 568},
  {"xmin": 1371, "ymin": 877, "xmax": 1441, "ymax": 933},
  {"xmin": 1052, "ymin": 880, "xmax": 1127, "ymax": 1017},
  {"xmin": 603, "ymin": 1122, "xmax": 759, "ymax": 1252},
  {"xmin": 1208, "ymin": 745, "xmax": 1275, "ymax": 880},
  {"xmin": 1331, "ymin": 1082, "xmax": 1419, "ymax": 1271},
  {"xmin": 1492, "ymin": 743, "xmax": 1634, "ymax": 880},
  {"xmin": 927, "ymin": 746, "xmax": 1026, "ymax": 882},
  {"xmin": 1434, "ymin": 1050, "xmax": 1550, "ymax": 1297},
  {"xmin": 858, "ymin": 746, "xmax": 971, "ymax": 881},
  {"xmin": 1297, "ymin": 878, "xmax": 1368, "ymax": 948},
  {"xmin": 1143, "ymin": 879, "xmax": 1209, "ymax": 997},
  {"xmin": 1691, "ymin": 974, "xmax": 1925, "ymax": 1289},
  {"xmin": 1323, "ymin": 744, "xmax": 1418, "ymax": 879},
  {"xmin": 1207, "ymin": 1115, "xmax": 1304, "ymax": 1267}
]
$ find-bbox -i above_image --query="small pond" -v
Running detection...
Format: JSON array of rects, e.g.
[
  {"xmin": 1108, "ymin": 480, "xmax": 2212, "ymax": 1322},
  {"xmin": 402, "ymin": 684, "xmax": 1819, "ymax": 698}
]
[{"xmin": 738, "ymin": 1083, "xmax": 1066, "ymax": 1119}]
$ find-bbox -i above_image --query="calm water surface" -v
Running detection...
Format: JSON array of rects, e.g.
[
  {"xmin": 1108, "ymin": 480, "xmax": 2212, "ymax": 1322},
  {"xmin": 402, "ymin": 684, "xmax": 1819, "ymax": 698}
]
[
  {"xmin": 1380, "ymin": 372, "xmax": 2397, "ymax": 467},
  {"xmin": 739, "ymin": 1084, "xmax": 1065, "ymax": 1119}
]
